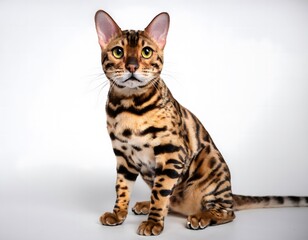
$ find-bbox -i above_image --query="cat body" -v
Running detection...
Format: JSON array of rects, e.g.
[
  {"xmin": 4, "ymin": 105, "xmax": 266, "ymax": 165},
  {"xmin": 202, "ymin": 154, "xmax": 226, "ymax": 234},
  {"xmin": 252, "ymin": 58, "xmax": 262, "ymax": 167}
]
[{"xmin": 94, "ymin": 10, "xmax": 308, "ymax": 236}]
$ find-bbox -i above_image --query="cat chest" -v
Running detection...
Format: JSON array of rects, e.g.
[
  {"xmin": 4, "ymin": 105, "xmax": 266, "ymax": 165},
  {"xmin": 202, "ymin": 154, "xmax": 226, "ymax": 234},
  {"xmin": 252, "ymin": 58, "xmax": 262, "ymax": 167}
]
[
  {"xmin": 107, "ymin": 111, "xmax": 171, "ymax": 147},
  {"xmin": 111, "ymin": 130, "xmax": 156, "ymax": 176},
  {"xmin": 107, "ymin": 106, "xmax": 180, "ymax": 177},
  {"xmin": 107, "ymin": 113, "xmax": 157, "ymax": 164}
]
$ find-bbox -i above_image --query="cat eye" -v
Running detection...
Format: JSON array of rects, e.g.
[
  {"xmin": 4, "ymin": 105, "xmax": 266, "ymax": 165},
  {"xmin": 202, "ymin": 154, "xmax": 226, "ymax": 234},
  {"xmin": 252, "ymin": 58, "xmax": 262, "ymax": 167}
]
[
  {"xmin": 112, "ymin": 47, "xmax": 124, "ymax": 59},
  {"xmin": 141, "ymin": 47, "xmax": 153, "ymax": 59}
]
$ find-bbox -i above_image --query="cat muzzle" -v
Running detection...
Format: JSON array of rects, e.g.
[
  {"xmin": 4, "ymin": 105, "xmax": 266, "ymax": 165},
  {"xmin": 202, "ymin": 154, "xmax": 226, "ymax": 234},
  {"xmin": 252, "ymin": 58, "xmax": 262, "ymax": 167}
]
[{"xmin": 123, "ymin": 75, "xmax": 142, "ymax": 83}]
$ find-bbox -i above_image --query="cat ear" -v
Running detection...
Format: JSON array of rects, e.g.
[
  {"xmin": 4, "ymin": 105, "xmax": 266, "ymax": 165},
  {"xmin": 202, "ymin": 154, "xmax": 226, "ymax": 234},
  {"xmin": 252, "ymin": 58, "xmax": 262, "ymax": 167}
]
[
  {"xmin": 145, "ymin": 12, "xmax": 170, "ymax": 49},
  {"xmin": 95, "ymin": 10, "xmax": 121, "ymax": 49}
]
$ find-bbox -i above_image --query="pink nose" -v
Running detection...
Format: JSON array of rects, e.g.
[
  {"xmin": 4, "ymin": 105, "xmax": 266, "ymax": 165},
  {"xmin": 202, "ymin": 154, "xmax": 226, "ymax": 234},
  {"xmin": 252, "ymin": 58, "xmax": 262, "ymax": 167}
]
[
  {"xmin": 127, "ymin": 64, "xmax": 138, "ymax": 73},
  {"xmin": 125, "ymin": 56, "xmax": 139, "ymax": 73}
]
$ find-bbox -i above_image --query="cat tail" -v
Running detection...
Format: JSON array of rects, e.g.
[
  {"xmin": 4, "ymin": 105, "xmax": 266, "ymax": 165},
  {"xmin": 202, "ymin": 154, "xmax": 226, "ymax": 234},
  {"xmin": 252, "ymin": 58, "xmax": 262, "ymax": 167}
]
[{"xmin": 232, "ymin": 194, "xmax": 308, "ymax": 211}]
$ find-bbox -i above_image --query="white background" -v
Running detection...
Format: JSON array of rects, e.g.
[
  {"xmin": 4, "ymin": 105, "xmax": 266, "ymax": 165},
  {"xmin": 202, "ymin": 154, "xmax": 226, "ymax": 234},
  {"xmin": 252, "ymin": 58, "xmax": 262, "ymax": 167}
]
[{"xmin": 0, "ymin": 0, "xmax": 307, "ymax": 239}]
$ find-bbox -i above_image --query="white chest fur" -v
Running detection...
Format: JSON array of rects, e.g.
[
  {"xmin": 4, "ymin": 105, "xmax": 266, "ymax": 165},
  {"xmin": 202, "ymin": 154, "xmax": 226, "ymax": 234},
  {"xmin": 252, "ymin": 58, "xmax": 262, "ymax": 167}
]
[{"xmin": 108, "ymin": 113, "xmax": 158, "ymax": 173}]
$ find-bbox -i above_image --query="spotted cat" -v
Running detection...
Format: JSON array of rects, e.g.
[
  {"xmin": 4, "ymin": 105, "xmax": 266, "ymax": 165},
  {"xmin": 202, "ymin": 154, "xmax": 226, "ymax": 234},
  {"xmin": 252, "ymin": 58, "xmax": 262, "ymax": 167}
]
[{"xmin": 94, "ymin": 10, "xmax": 308, "ymax": 236}]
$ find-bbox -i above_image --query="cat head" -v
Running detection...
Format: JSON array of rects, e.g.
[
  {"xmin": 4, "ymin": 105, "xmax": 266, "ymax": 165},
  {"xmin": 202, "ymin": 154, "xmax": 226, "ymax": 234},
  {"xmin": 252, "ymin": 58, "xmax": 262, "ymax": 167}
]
[{"xmin": 95, "ymin": 10, "xmax": 169, "ymax": 89}]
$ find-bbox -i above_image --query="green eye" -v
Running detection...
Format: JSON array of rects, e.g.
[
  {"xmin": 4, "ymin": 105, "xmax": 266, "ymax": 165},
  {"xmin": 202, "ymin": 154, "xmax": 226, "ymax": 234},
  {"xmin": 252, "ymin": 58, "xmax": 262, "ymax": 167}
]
[
  {"xmin": 141, "ymin": 47, "xmax": 153, "ymax": 59},
  {"xmin": 112, "ymin": 47, "xmax": 124, "ymax": 59}
]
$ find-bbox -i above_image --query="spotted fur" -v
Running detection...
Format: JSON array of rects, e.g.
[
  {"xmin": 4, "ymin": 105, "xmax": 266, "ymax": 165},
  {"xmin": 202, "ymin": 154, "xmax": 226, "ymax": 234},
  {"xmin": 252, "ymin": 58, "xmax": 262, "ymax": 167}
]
[{"xmin": 94, "ymin": 10, "xmax": 308, "ymax": 236}]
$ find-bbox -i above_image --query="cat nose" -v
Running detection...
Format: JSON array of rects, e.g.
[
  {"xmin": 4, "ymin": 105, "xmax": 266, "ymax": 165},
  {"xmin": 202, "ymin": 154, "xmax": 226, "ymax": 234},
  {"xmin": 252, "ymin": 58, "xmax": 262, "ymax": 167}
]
[{"xmin": 125, "ymin": 56, "xmax": 139, "ymax": 73}]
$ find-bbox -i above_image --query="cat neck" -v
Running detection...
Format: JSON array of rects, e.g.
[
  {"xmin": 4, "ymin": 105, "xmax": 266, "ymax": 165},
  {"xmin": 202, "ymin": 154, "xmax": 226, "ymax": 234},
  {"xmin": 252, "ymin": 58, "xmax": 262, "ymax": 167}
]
[{"xmin": 107, "ymin": 77, "xmax": 170, "ymax": 107}]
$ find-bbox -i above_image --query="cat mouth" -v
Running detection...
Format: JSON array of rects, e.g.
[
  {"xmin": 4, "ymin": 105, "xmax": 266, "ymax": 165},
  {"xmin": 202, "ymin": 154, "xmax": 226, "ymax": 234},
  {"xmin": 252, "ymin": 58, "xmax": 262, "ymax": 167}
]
[
  {"xmin": 123, "ymin": 76, "xmax": 142, "ymax": 83},
  {"xmin": 118, "ymin": 74, "xmax": 151, "ymax": 88}
]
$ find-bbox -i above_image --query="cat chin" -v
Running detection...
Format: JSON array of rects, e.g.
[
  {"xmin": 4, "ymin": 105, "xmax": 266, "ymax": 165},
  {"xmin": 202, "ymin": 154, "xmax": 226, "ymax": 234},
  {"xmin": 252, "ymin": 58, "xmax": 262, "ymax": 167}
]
[
  {"xmin": 109, "ymin": 72, "xmax": 154, "ymax": 89},
  {"xmin": 116, "ymin": 80, "xmax": 151, "ymax": 89},
  {"xmin": 115, "ymin": 76, "xmax": 155, "ymax": 89}
]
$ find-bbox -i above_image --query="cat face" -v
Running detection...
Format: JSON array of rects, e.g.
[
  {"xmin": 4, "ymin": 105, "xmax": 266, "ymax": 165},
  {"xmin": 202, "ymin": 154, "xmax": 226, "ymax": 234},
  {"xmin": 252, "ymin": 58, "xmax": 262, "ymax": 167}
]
[{"xmin": 95, "ymin": 11, "xmax": 169, "ymax": 89}]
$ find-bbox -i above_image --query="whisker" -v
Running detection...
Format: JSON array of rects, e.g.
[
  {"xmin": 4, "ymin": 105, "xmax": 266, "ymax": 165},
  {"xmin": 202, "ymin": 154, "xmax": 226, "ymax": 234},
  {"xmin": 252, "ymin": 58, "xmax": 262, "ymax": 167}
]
[
  {"xmin": 87, "ymin": 78, "xmax": 109, "ymax": 92},
  {"xmin": 82, "ymin": 69, "xmax": 110, "ymax": 105},
  {"xmin": 150, "ymin": 77, "xmax": 162, "ymax": 99},
  {"xmin": 108, "ymin": 79, "xmax": 117, "ymax": 96},
  {"xmin": 96, "ymin": 84, "xmax": 108, "ymax": 104},
  {"xmin": 84, "ymin": 72, "xmax": 107, "ymax": 92}
]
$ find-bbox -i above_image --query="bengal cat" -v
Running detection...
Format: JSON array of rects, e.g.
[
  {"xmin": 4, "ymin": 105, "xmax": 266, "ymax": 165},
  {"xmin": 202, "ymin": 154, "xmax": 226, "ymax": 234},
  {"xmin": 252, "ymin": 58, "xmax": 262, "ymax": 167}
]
[{"xmin": 94, "ymin": 10, "xmax": 308, "ymax": 236}]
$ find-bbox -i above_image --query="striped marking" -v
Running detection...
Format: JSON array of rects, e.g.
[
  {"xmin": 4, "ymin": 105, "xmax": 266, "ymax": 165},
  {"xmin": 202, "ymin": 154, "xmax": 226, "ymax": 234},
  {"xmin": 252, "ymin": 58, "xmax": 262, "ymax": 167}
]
[
  {"xmin": 117, "ymin": 165, "xmax": 138, "ymax": 181},
  {"xmin": 153, "ymin": 144, "xmax": 180, "ymax": 155},
  {"xmin": 140, "ymin": 126, "xmax": 167, "ymax": 136},
  {"xmin": 106, "ymin": 102, "xmax": 158, "ymax": 118}
]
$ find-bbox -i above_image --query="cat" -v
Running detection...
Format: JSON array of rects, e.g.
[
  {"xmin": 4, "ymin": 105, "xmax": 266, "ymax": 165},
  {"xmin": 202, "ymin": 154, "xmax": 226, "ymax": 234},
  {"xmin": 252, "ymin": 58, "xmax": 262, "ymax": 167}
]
[{"xmin": 94, "ymin": 10, "xmax": 308, "ymax": 236}]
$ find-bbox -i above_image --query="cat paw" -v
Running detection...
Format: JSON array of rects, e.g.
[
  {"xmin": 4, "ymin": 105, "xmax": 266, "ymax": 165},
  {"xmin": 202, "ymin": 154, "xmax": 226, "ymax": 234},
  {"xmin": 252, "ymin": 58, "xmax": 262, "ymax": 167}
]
[
  {"xmin": 132, "ymin": 201, "xmax": 150, "ymax": 215},
  {"xmin": 99, "ymin": 210, "xmax": 127, "ymax": 226},
  {"xmin": 186, "ymin": 213, "xmax": 211, "ymax": 230},
  {"xmin": 187, "ymin": 210, "xmax": 235, "ymax": 230},
  {"xmin": 137, "ymin": 220, "xmax": 164, "ymax": 236}
]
